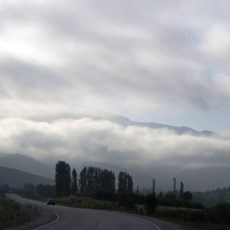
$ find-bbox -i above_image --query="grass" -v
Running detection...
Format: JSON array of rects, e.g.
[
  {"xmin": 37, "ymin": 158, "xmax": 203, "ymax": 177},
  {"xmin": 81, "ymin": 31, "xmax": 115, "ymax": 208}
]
[
  {"xmin": 153, "ymin": 206, "xmax": 230, "ymax": 230},
  {"xmin": 182, "ymin": 222, "xmax": 230, "ymax": 230},
  {"xmin": 0, "ymin": 196, "xmax": 39, "ymax": 230},
  {"xmin": 56, "ymin": 196, "xmax": 121, "ymax": 210}
]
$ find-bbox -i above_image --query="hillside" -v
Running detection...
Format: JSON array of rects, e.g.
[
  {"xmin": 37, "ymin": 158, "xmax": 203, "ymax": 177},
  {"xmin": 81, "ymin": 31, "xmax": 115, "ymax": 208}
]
[
  {"xmin": 176, "ymin": 165, "xmax": 230, "ymax": 192},
  {"xmin": 0, "ymin": 154, "xmax": 54, "ymax": 179},
  {"xmin": 0, "ymin": 166, "xmax": 54, "ymax": 188}
]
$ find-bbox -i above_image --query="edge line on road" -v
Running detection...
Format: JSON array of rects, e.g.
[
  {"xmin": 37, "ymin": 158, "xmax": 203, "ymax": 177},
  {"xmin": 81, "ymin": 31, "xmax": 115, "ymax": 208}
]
[
  {"xmin": 149, "ymin": 221, "xmax": 161, "ymax": 230},
  {"xmin": 129, "ymin": 214, "xmax": 161, "ymax": 230},
  {"xmin": 138, "ymin": 218, "xmax": 161, "ymax": 230},
  {"xmin": 128, "ymin": 214, "xmax": 161, "ymax": 230},
  {"xmin": 32, "ymin": 211, "xmax": 61, "ymax": 230}
]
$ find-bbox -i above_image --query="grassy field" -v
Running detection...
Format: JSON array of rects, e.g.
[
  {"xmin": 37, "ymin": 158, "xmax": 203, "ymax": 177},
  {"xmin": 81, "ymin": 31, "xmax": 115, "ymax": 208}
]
[
  {"xmin": 56, "ymin": 196, "xmax": 121, "ymax": 210},
  {"xmin": 154, "ymin": 206, "xmax": 230, "ymax": 230},
  {"xmin": 182, "ymin": 222, "xmax": 230, "ymax": 230},
  {"xmin": 0, "ymin": 196, "xmax": 39, "ymax": 230}
]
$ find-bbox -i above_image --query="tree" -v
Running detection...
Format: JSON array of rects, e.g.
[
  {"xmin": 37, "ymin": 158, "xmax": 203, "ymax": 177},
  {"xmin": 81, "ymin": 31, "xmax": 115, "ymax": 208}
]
[
  {"xmin": 79, "ymin": 166, "xmax": 115, "ymax": 197},
  {"xmin": 118, "ymin": 193, "xmax": 136, "ymax": 210},
  {"xmin": 136, "ymin": 185, "xmax": 140, "ymax": 195},
  {"xmin": 152, "ymin": 178, "xmax": 156, "ymax": 195},
  {"xmin": 100, "ymin": 169, "xmax": 115, "ymax": 194},
  {"xmin": 55, "ymin": 161, "xmax": 71, "ymax": 197},
  {"xmin": 36, "ymin": 184, "xmax": 55, "ymax": 197},
  {"xmin": 180, "ymin": 182, "xmax": 184, "ymax": 199},
  {"xmin": 24, "ymin": 183, "xmax": 35, "ymax": 194},
  {"xmin": 71, "ymin": 168, "xmax": 77, "ymax": 195},
  {"xmin": 127, "ymin": 175, "xmax": 133, "ymax": 193},
  {"xmin": 118, "ymin": 171, "xmax": 126, "ymax": 193},
  {"xmin": 183, "ymin": 191, "xmax": 192, "ymax": 201},
  {"xmin": 145, "ymin": 194, "xmax": 157, "ymax": 215},
  {"xmin": 173, "ymin": 177, "xmax": 177, "ymax": 194},
  {"xmin": 79, "ymin": 167, "xmax": 87, "ymax": 194},
  {"xmin": 118, "ymin": 171, "xmax": 133, "ymax": 194},
  {"xmin": 87, "ymin": 166, "xmax": 95, "ymax": 194}
]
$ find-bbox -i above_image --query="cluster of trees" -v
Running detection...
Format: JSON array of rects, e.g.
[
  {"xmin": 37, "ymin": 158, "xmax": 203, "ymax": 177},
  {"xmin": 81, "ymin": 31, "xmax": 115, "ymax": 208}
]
[
  {"xmin": 55, "ymin": 161, "xmax": 157, "ymax": 213},
  {"xmin": 0, "ymin": 184, "xmax": 10, "ymax": 194},
  {"xmin": 155, "ymin": 180, "xmax": 196, "ymax": 209},
  {"xmin": 21, "ymin": 183, "xmax": 55, "ymax": 197},
  {"xmin": 157, "ymin": 191, "xmax": 201, "ymax": 209},
  {"xmin": 117, "ymin": 171, "xmax": 133, "ymax": 193},
  {"xmin": 55, "ymin": 161, "xmax": 201, "ymax": 214},
  {"xmin": 79, "ymin": 166, "xmax": 115, "ymax": 196},
  {"xmin": 55, "ymin": 161, "xmax": 72, "ymax": 197},
  {"xmin": 193, "ymin": 186, "xmax": 230, "ymax": 207},
  {"xmin": 55, "ymin": 161, "xmax": 133, "ymax": 199}
]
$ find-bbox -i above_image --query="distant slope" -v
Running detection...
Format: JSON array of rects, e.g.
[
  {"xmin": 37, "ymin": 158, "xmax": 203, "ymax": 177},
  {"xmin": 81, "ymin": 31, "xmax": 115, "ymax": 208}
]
[
  {"xmin": 131, "ymin": 121, "xmax": 214, "ymax": 136},
  {"xmin": 177, "ymin": 165, "xmax": 230, "ymax": 191},
  {"xmin": 0, "ymin": 154, "xmax": 54, "ymax": 179},
  {"xmin": 0, "ymin": 166, "xmax": 54, "ymax": 188},
  {"xmin": 107, "ymin": 115, "xmax": 214, "ymax": 136},
  {"xmin": 47, "ymin": 112, "xmax": 214, "ymax": 136}
]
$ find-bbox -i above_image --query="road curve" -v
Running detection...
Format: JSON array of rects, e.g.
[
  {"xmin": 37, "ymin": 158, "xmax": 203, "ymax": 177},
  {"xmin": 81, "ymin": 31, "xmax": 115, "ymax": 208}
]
[{"xmin": 7, "ymin": 194, "xmax": 181, "ymax": 230}]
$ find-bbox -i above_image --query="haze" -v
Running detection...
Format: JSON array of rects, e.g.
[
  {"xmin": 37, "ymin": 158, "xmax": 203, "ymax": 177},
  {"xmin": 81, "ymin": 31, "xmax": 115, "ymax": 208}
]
[{"xmin": 0, "ymin": 0, "xmax": 230, "ymax": 192}]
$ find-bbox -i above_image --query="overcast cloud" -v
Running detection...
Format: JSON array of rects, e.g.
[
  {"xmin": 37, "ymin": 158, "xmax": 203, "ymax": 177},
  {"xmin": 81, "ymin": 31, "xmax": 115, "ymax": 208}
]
[{"xmin": 1, "ymin": 0, "xmax": 230, "ymax": 190}]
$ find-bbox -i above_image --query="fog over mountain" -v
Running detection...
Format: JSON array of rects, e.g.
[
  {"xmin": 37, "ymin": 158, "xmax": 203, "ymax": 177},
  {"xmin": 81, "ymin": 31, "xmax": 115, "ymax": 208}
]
[{"xmin": 0, "ymin": 112, "xmax": 229, "ymax": 192}]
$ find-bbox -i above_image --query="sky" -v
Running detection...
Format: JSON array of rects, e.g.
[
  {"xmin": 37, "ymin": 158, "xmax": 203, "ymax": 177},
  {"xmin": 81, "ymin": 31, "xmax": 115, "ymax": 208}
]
[{"xmin": 1, "ymin": 0, "xmax": 230, "ymax": 190}]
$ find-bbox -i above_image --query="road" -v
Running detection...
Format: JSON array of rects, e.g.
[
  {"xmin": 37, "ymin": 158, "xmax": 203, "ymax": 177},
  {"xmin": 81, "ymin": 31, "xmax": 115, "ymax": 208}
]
[{"xmin": 7, "ymin": 194, "xmax": 181, "ymax": 230}]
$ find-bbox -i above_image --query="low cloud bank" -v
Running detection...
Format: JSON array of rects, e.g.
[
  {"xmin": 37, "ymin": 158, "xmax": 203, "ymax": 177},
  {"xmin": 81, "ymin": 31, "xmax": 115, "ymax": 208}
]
[{"xmin": 0, "ymin": 116, "xmax": 229, "ymax": 169}]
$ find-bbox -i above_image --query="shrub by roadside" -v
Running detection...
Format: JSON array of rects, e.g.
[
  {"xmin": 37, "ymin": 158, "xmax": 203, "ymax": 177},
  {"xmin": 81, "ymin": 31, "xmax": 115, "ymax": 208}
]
[{"xmin": 0, "ymin": 197, "xmax": 39, "ymax": 230}]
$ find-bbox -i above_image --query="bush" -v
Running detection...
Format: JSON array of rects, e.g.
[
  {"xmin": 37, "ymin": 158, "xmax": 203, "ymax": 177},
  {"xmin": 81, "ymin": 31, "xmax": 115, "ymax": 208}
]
[
  {"xmin": 145, "ymin": 194, "xmax": 157, "ymax": 215},
  {"xmin": 0, "ymin": 197, "xmax": 38, "ymax": 229},
  {"xmin": 118, "ymin": 193, "xmax": 136, "ymax": 210}
]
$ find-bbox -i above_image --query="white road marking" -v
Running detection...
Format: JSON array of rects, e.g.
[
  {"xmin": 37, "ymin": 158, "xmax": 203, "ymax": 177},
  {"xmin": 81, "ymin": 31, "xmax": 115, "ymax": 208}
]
[
  {"xmin": 32, "ymin": 211, "xmax": 61, "ymax": 230},
  {"xmin": 149, "ymin": 221, "xmax": 161, "ymax": 230},
  {"xmin": 131, "ymin": 215, "xmax": 161, "ymax": 230}
]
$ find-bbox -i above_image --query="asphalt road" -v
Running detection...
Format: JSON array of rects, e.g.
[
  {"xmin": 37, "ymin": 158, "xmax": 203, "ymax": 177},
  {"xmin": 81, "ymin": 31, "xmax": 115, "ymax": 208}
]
[{"xmin": 7, "ymin": 194, "xmax": 182, "ymax": 230}]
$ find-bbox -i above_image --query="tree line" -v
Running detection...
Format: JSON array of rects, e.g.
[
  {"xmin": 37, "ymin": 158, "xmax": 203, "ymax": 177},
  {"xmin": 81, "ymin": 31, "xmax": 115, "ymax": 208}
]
[{"xmin": 55, "ymin": 160, "xmax": 133, "ymax": 198}]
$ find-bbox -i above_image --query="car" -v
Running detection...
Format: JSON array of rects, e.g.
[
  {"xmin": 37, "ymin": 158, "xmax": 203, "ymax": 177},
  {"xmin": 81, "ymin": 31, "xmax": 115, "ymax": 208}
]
[{"xmin": 46, "ymin": 198, "xmax": 55, "ymax": 205}]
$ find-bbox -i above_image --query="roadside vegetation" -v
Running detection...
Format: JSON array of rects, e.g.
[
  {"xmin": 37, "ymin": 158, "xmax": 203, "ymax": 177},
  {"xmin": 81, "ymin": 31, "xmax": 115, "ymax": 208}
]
[{"xmin": 0, "ymin": 195, "xmax": 39, "ymax": 230}]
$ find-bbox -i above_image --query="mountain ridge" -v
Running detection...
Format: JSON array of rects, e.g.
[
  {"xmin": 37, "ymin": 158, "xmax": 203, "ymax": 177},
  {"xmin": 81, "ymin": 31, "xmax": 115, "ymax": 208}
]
[
  {"xmin": 0, "ymin": 166, "xmax": 54, "ymax": 188},
  {"xmin": 87, "ymin": 113, "xmax": 215, "ymax": 136},
  {"xmin": 0, "ymin": 153, "xmax": 54, "ymax": 179}
]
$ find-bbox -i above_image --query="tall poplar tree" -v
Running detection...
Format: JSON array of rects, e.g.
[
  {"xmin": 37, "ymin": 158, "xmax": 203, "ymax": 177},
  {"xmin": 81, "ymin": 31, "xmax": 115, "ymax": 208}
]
[
  {"xmin": 79, "ymin": 166, "xmax": 87, "ymax": 194},
  {"xmin": 118, "ymin": 171, "xmax": 133, "ymax": 193},
  {"xmin": 71, "ymin": 168, "xmax": 77, "ymax": 195},
  {"xmin": 55, "ymin": 161, "xmax": 71, "ymax": 197}
]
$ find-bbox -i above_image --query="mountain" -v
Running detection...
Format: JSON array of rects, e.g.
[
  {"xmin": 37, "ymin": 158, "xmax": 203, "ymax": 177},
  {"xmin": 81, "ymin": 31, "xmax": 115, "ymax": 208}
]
[
  {"xmin": 0, "ymin": 166, "xmax": 54, "ymax": 188},
  {"xmin": 0, "ymin": 154, "xmax": 54, "ymax": 179},
  {"xmin": 176, "ymin": 165, "xmax": 230, "ymax": 192},
  {"xmin": 45, "ymin": 111, "xmax": 214, "ymax": 136},
  {"xmin": 107, "ymin": 115, "xmax": 214, "ymax": 136}
]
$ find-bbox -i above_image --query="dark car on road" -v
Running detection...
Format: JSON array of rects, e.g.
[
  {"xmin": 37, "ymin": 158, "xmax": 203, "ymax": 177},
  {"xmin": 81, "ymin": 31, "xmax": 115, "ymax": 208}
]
[{"xmin": 47, "ymin": 198, "xmax": 55, "ymax": 205}]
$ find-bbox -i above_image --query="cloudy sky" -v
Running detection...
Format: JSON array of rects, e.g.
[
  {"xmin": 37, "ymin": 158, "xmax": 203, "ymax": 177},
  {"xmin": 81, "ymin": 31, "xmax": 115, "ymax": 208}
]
[{"xmin": 1, "ymin": 0, "xmax": 230, "ymax": 190}]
